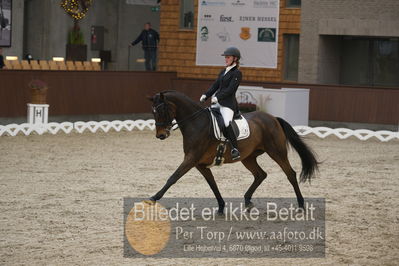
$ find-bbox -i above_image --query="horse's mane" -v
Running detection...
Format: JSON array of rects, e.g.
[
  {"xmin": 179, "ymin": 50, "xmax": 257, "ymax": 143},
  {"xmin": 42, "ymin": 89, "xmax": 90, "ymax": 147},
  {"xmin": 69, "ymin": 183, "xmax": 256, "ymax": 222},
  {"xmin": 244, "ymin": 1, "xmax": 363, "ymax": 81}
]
[{"xmin": 161, "ymin": 90, "xmax": 203, "ymax": 109}]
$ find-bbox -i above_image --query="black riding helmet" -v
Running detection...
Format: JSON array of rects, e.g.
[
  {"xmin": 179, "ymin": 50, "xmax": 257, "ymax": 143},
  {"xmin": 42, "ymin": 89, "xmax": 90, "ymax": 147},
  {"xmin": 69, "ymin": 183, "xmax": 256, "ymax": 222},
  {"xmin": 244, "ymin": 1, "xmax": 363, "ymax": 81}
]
[{"xmin": 221, "ymin": 47, "xmax": 241, "ymax": 60}]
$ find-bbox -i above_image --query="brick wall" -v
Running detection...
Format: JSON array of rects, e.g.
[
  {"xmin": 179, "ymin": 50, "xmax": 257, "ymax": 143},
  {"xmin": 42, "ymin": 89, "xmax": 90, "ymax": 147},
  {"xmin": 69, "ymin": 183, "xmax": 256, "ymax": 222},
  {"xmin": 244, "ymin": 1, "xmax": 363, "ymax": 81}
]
[{"xmin": 158, "ymin": 0, "xmax": 300, "ymax": 82}]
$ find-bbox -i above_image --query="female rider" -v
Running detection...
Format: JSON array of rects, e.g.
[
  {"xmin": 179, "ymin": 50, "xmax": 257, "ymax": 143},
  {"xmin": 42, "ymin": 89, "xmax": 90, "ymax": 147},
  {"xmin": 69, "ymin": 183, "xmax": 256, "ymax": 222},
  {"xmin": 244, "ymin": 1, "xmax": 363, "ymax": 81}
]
[{"xmin": 200, "ymin": 47, "xmax": 242, "ymax": 160}]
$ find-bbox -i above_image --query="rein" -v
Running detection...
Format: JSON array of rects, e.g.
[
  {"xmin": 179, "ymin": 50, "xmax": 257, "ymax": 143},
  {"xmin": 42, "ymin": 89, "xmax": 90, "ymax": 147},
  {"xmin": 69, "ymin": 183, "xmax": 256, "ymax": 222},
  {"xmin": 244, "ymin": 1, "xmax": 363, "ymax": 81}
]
[
  {"xmin": 170, "ymin": 107, "xmax": 207, "ymax": 131},
  {"xmin": 153, "ymin": 102, "xmax": 207, "ymax": 132}
]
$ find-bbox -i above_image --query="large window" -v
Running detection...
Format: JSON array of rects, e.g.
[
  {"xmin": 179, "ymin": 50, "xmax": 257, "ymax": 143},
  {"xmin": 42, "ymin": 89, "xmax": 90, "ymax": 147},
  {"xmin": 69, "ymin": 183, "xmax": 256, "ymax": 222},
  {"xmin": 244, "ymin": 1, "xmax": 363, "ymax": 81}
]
[
  {"xmin": 283, "ymin": 34, "xmax": 300, "ymax": 81},
  {"xmin": 340, "ymin": 37, "xmax": 399, "ymax": 87},
  {"xmin": 180, "ymin": 0, "xmax": 194, "ymax": 29},
  {"xmin": 286, "ymin": 0, "xmax": 301, "ymax": 8}
]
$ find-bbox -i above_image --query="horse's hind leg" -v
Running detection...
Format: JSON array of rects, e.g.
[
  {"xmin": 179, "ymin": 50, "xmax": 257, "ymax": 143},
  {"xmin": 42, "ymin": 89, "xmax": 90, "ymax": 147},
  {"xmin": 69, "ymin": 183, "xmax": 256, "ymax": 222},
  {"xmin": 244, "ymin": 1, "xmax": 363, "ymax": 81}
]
[
  {"xmin": 196, "ymin": 165, "xmax": 225, "ymax": 214},
  {"xmin": 267, "ymin": 149, "xmax": 304, "ymax": 208},
  {"xmin": 241, "ymin": 155, "xmax": 267, "ymax": 209}
]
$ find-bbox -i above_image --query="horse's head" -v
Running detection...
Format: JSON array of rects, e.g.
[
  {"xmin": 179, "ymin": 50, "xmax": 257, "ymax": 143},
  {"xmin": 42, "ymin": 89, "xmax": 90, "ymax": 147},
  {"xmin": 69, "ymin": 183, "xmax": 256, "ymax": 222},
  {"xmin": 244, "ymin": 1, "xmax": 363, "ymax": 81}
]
[{"xmin": 147, "ymin": 92, "xmax": 177, "ymax": 140}]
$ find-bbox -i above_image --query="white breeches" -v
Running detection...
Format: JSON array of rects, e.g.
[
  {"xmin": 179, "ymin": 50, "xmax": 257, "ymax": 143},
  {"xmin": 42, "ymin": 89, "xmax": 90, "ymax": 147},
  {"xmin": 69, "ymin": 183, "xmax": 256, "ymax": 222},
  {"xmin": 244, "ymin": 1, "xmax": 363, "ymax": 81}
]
[{"xmin": 212, "ymin": 103, "xmax": 234, "ymax": 127}]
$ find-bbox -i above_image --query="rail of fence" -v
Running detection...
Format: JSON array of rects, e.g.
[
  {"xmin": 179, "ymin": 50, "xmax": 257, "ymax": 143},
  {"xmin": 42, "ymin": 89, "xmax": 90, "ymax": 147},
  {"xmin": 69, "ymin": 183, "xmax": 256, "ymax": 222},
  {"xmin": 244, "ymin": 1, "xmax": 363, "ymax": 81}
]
[{"xmin": 0, "ymin": 120, "xmax": 398, "ymax": 142}]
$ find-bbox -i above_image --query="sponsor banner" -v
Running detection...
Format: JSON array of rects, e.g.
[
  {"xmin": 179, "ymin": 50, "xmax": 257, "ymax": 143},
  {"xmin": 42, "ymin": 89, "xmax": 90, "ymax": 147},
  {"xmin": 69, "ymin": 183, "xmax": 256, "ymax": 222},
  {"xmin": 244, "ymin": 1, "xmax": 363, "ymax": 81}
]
[{"xmin": 196, "ymin": 0, "xmax": 280, "ymax": 68}]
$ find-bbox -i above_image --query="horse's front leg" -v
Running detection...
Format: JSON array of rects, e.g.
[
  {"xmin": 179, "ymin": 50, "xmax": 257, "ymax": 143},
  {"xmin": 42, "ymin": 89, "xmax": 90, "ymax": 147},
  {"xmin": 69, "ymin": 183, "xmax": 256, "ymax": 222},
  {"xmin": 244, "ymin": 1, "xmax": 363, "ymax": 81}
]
[
  {"xmin": 149, "ymin": 155, "xmax": 197, "ymax": 202},
  {"xmin": 196, "ymin": 165, "xmax": 225, "ymax": 215}
]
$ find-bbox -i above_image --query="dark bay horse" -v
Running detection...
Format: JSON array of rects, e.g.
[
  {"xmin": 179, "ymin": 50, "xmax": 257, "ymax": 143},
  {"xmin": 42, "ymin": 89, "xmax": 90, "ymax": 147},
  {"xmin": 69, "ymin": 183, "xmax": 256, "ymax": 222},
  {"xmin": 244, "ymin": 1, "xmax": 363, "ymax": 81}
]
[{"xmin": 147, "ymin": 91, "xmax": 318, "ymax": 213}]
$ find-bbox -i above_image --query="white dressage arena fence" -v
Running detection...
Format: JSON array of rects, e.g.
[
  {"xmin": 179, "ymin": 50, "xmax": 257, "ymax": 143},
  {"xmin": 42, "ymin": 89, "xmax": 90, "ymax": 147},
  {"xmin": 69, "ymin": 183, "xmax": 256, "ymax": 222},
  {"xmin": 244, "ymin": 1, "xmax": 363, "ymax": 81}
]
[
  {"xmin": 0, "ymin": 120, "xmax": 398, "ymax": 142},
  {"xmin": 0, "ymin": 120, "xmax": 155, "ymax": 137}
]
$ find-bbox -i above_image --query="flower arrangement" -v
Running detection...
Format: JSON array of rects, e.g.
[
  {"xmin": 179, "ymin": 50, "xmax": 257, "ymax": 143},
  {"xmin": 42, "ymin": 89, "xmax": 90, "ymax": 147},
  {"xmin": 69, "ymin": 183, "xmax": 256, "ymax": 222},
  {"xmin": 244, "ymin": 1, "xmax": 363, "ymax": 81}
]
[
  {"xmin": 238, "ymin": 102, "xmax": 257, "ymax": 113},
  {"xmin": 60, "ymin": 0, "xmax": 93, "ymax": 21},
  {"xmin": 29, "ymin": 79, "xmax": 48, "ymax": 104},
  {"xmin": 29, "ymin": 79, "xmax": 48, "ymax": 90}
]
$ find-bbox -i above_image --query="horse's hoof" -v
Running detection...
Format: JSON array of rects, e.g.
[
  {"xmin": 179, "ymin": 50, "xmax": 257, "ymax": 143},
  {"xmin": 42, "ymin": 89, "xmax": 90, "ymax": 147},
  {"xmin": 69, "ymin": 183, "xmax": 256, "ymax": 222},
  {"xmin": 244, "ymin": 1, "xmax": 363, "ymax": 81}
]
[
  {"xmin": 143, "ymin": 199, "xmax": 156, "ymax": 205},
  {"xmin": 297, "ymin": 206, "xmax": 306, "ymax": 214},
  {"xmin": 245, "ymin": 202, "xmax": 254, "ymax": 212},
  {"xmin": 298, "ymin": 199, "xmax": 305, "ymax": 209},
  {"xmin": 298, "ymin": 201, "xmax": 305, "ymax": 211}
]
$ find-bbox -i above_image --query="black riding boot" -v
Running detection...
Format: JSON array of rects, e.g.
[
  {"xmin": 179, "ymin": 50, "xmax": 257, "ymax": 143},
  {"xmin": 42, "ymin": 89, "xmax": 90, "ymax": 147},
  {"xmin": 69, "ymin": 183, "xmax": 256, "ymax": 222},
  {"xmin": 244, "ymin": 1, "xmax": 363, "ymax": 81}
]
[{"xmin": 224, "ymin": 124, "xmax": 240, "ymax": 160}]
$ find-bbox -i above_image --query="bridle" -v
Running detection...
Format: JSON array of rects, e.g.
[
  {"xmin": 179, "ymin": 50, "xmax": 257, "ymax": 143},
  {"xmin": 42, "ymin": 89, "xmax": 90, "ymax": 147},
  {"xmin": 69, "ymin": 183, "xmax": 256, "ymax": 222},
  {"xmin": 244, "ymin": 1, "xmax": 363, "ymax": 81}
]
[
  {"xmin": 152, "ymin": 101, "xmax": 207, "ymax": 133},
  {"xmin": 153, "ymin": 102, "xmax": 172, "ymax": 127}
]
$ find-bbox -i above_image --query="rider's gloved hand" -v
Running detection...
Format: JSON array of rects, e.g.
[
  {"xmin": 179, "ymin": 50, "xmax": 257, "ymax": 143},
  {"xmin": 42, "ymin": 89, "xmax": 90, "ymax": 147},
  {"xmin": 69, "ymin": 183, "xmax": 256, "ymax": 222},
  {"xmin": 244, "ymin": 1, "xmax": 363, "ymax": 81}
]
[
  {"xmin": 200, "ymin": 95, "xmax": 207, "ymax": 103},
  {"xmin": 211, "ymin": 97, "xmax": 218, "ymax": 104}
]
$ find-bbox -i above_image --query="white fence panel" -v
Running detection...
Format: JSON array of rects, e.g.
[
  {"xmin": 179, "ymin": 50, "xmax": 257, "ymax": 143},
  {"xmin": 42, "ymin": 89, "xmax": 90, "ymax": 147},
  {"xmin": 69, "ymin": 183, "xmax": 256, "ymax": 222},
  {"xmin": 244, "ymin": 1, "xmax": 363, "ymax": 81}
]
[{"xmin": 0, "ymin": 120, "xmax": 398, "ymax": 142}]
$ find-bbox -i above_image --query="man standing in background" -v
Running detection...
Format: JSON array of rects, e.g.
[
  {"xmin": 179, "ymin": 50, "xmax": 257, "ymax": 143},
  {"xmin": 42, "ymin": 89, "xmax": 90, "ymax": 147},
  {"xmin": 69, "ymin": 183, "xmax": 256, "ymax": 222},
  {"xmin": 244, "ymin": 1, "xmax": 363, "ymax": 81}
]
[
  {"xmin": 0, "ymin": 48, "xmax": 5, "ymax": 69},
  {"xmin": 131, "ymin": 22, "xmax": 160, "ymax": 71}
]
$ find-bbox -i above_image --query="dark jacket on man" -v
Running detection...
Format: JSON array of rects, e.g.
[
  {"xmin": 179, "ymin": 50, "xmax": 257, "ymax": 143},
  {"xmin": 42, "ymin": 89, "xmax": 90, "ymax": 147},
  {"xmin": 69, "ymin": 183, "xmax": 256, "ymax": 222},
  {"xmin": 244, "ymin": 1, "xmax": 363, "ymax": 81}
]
[
  {"xmin": 205, "ymin": 66, "xmax": 242, "ymax": 113},
  {"xmin": 131, "ymin": 29, "xmax": 160, "ymax": 49},
  {"xmin": 0, "ymin": 55, "xmax": 4, "ymax": 69}
]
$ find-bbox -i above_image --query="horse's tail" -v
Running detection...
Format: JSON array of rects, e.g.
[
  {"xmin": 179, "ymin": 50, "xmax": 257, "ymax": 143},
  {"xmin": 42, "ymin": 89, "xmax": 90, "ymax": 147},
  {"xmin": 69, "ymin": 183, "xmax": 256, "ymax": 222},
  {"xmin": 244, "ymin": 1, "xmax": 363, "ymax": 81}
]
[{"xmin": 276, "ymin": 117, "xmax": 319, "ymax": 183}]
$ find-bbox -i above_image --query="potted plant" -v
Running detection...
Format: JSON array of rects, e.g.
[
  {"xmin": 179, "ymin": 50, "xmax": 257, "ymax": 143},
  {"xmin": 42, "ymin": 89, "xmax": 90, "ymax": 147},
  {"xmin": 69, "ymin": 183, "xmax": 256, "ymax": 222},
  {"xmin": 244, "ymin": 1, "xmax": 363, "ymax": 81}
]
[
  {"xmin": 238, "ymin": 102, "xmax": 257, "ymax": 113},
  {"xmin": 66, "ymin": 21, "xmax": 87, "ymax": 61},
  {"xmin": 61, "ymin": 1, "xmax": 93, "ymax": 61},
  {"xmin": 29, "ymin": 79, "xmax": 48, "ymax": 104}
]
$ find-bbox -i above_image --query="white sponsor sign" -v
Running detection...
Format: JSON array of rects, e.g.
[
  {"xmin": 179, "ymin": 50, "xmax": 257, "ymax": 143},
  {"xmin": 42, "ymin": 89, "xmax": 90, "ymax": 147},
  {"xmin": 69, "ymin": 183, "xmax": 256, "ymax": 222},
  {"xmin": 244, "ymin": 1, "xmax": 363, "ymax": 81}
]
[{"xmin": 196, "ymin": 0, "xmax": 280, "ymax": 68}]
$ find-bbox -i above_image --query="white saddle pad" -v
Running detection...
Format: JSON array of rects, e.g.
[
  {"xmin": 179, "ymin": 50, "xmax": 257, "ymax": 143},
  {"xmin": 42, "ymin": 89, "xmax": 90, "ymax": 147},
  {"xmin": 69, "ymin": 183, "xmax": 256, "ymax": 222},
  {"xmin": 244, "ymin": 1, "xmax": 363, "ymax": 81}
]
[{"xmin": 209, "ymin": 110, "xmax": 250, "ymax": 141}]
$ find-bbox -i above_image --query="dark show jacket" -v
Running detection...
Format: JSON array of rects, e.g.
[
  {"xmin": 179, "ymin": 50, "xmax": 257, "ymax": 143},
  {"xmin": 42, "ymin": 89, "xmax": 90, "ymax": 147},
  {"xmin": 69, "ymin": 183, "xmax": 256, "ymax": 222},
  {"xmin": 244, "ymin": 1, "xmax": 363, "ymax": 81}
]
[
  {"xmin": 131, "ymin": 29, "xmax": 160, "ymax": 49},
  {"xmin": 205, "ymin": 66, "xmax": 242, "ymax": 112}
]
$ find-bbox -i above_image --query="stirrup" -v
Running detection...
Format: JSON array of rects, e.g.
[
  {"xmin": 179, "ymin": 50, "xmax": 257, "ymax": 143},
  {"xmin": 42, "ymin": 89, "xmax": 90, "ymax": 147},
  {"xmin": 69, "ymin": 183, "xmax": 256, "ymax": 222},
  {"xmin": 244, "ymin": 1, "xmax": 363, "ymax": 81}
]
[{"xmin": 231, "ymin": 148, "xmax": 240, "ymax": 160}]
